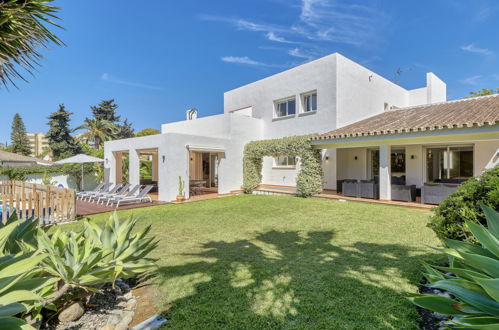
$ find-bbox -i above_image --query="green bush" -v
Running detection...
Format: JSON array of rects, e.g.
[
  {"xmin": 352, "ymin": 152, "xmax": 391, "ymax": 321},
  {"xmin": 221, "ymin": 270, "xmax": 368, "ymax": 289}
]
[
  {"xmin": 242, "ymin": 135, "xmax": 323, "ymax": 197},
  {"xmin": 0, "ymin": 165, "xmax": 66, "ymax": 180},
  {"xmin": 428, "ymin": 167, "xmax": 499, "ymax": 243},
  {"xmin": 0, "ymin": 217, "xmax": 57, "ymax": 328},
  {"xmin": 410, "ymin": 205, "xmax": 499, "ymax": 328},
  {"xmin": 0, "ymin": 212, "xmax": 158, "ymax": 326}
]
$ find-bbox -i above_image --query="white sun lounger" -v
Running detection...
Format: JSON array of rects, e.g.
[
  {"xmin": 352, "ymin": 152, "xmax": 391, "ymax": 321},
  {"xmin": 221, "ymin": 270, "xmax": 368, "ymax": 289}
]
[
  {"xmin": 88, "ymin": 184, "xmax": 122, "ymax": 202},
  {"xmin": 76, "ymin": 182, "xmax": 105, "ymax": 200},
  {"xmin": 80, "ymin": 182, "xmax": 113, "ymax": 201},
  {"xmin": 111, "ymin": 185, "xmax": 154, "ymax": 208},
  {"xmin": 95, "ymin": 183, "xmax": 131, "ymax": 204},
  {"xmin": 101, "ymin": 184, "xmax": 142, "ymax": 206}
]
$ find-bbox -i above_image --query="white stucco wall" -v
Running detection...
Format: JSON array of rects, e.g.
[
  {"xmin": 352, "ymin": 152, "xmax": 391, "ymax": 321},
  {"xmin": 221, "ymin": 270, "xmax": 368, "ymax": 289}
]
[
  {"xmin": 405, "ymin": 145, "xmax": 423, "ymax": 187},
  {"xmin": 104, "ymin": 52, "xmax": 451, "ymax": 198},
  {"xmin": 335, "ymin": 54, "xmax": 410, "ymax": 128},
  {"xmin": 224, "ymin": 53, "xmax": 338, "ymax": 139},
  {"xmin": 105, "ymin": 114, "xmax": 263, "ymax": 201},
  {"xmin": 336, "ymin": 147, "xmax": 367, "ymax": 180},
  {"xmin": 474, "ymin": 140, "xmax": 499, "ymax": 173},
  {"xmin": 426, "ymin": 72, "xmax": 447, "ymax": 104}
]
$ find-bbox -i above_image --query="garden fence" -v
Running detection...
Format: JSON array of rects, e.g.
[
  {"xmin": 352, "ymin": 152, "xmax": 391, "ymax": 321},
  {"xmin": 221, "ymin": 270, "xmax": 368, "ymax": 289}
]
[{"xmin": 0, "ymin": 180, "xmax": 76, "ymax": 225}]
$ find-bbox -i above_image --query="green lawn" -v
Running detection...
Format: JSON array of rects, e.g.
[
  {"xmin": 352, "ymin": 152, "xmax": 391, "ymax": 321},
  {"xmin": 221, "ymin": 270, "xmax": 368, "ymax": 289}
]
[{"xmin": 65, "ymin": 195, "xmax": 443, "ymax": 329}]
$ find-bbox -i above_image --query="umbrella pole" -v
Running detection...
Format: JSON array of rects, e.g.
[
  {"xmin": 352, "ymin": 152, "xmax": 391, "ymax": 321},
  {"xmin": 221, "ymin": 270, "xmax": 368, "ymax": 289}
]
[{"xmin": 81, "ymin": 164, "xmax": 84, "ymax": 191}]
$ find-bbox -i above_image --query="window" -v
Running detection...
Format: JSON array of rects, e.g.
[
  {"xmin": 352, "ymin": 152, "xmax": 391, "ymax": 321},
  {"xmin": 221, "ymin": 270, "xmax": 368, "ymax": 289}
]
[
  {"xmin": 426, "ymin": 145, "xmax": 473, "ymax": 183},
  {"xmin": 274, "ymin": 156, "xmax": 297, "ymax": 168},
  {"xmin": 275, "ymin": 98, "xmax": 296, "ymax": 118},
  {"xmin": 303, "ymin": 92, "xmax": 317, "ymax": 112}
]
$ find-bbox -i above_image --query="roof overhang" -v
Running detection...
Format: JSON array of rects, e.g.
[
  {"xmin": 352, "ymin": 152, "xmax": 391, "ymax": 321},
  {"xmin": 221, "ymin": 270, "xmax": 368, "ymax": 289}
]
[
  {"xmin": 311, "ymin": 125, "xmax": 499, "ymax": 149},
  {"xmin": 186, "ymin": 145, "xmax": 225, "ymax": 153}
]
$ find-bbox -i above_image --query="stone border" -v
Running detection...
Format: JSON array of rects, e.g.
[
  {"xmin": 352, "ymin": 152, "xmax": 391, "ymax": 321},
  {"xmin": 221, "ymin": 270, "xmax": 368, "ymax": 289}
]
[{"xmin": 100, "ymin": 279, "xmax": 137, "ymax": 330}]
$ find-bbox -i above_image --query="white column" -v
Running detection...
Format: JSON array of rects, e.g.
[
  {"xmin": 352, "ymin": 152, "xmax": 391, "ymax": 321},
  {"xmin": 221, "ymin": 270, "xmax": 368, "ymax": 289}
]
[
  {"xmin": 129, "ymin": 149, "xmax": 140, "ymax": 185},
  {"xmin": 379, "ymin": 144, "xmax": 391, "ymax": 200},
  {"xmin": 323, "ymin": 148, "xmax": 337, "ymax": 190}
]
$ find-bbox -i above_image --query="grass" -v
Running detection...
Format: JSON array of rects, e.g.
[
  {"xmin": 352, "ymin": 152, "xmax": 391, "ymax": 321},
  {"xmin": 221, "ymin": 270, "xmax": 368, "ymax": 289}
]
[{"xmin": 64, "ymin": 195, "xmax": 443, "ymax": 329}]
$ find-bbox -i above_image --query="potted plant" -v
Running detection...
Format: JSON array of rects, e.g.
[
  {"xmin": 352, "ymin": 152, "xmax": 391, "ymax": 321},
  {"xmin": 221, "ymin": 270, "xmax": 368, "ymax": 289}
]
[{"xmin": 177, "ymin": 176, "xmax": 185, "ymax": 202}]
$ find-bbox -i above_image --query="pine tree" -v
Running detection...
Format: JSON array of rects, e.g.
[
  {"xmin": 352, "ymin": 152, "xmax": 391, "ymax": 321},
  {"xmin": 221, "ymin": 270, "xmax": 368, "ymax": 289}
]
[
  {"xmin": 46, "ymin": 104, "xmax": 82, "ymax": 159},
  {"xmin": 116, "ymin": 118, "xmax": 135, "ymax": 139},
  {"xmin": 91, "ymin": 99, "xmax": 121, "ymax": 122},
  {"xmin": 10, "ymin": 113, "xmax": 31, "ymax": 156}
]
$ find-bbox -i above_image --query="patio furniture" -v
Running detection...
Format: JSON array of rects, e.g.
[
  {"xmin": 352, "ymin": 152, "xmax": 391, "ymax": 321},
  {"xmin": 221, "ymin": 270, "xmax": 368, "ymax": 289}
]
[
  {"xmin": 189, "ymin": 180, "xmax": 207, "ymax": 196},
  {"xmin": 88, "ymin": 184, "xmax": 122, "ymax": 202},
  {"xmin": 76, "ymin": 182, "xmax": 105, "ymax": 200},
  {"xmin": 79, "ymin": 183, "xmax": 113, "ymax": 201},
  {"xmin": 342, "ymin": 179, "xmax": 359, "ymax": 197},
  {"xmin": 95, "ymin": 183, "xmax": 131, "ymax": 204},
  {"xmin": 421, "ymin": 183, "xmax": 459, "ymax": 205},
  {"xmin": 111, "ymin": 185, "xmax": 154, "ymax": 208},
  {"xmin": 101, "ymin": 184, "xmax": 142, "ymax": 205},
  {"xmin": 336, "ymin": 180, "xmax": 344, "ymax": 193},
  {"xmin": 391, "ymin": 184, "xmax": 416, "ymax": 202},
  {"xmin": 360, "ymin": 180, "xmax": 379, "ymax": 199}
]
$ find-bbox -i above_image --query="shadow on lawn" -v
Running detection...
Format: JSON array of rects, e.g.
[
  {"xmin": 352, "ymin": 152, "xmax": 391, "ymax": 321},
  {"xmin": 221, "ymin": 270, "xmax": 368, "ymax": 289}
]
[{"xmin": 156, "ymin": 230, "xmax": 442, "ymax": 329}]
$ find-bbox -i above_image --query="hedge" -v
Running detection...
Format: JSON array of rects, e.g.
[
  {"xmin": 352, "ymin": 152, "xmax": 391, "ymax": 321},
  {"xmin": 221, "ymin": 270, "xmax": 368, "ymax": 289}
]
[
  {"xmin": 242, "ymin": 135, "xmax": 323, "ymax": 197},
  {"xmin": 0, "ymin": 165, "xmax": 67, "ymax": 181},
  {"xmin": 0, "ymin": 164, "xmax": 95, "ymax": 188},
  {"xmin": 427, "ymin": 166, "xmax": 499, "ymax": 244}
]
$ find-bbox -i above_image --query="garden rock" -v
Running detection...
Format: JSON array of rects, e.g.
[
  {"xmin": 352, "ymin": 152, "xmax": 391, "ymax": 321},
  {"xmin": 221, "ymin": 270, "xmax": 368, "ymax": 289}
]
[{"xmin": 58, "ymin": 301, "xmax": 85, "ymax": 322}]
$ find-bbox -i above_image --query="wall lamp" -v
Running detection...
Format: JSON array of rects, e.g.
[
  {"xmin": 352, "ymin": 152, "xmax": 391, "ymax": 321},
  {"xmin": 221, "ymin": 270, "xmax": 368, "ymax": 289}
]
[
  {"xmin": 105, "ymin": 158, "xmax": 109, "ymax": 164},
  {"xmin": 411, "ymin": 155, "xmax": 416, "ymax": 159},
  {"xmin": 325, "ymin": 155, "xmax": 329, "ymax": 161},
  {"xmin": 162, "ymin": 155, "xmax": 166, "ymax": 163},
  {"xmin": 354, "ymin": 156, "xmax": 358, "ymax": 160}
]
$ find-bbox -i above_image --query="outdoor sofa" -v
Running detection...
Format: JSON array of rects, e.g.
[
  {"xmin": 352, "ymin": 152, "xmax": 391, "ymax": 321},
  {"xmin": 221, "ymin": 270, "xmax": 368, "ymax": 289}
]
[
  {"xmin": 391, "ymin": 184, "xmax": 416, "ymax": 202},
  {"xmin": 421, "ymin": 183, "xmax": 459, "ymax": 205}
]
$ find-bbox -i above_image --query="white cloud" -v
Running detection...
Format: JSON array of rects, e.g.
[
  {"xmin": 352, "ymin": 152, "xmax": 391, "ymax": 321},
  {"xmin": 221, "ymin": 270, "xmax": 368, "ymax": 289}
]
[
  {"xmin": 288, "ymin": 48, "xmax": 314, "ymax": 61},
  {"xmin": 221, "ymin": 56, "xmax": 265, "ymax": 66},
  {"xmin": 295, "ymin": 0, "xmax": 389, "ymax": 46},
  {"xmin": 461, "ymin": 43, "xmax": 493, "ymax": 55},
  {"xmin": 459, "ymin": 75, "xmax": 482, "ymax": 85},
  {"xmin": 100, "ymin": 73, "xmax": 163, "ymax": 90},
  {"xmin": 266, "ymin": 32, "xmax": 296, "ymax": 44},
  {"xmin": 201, "ymin": 0, "xmax": 388, "ymax": 49}
]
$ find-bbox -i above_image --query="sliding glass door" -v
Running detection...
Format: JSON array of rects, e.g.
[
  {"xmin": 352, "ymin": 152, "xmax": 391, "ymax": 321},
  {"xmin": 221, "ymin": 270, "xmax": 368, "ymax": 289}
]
[{"xmin": 426, "ymin": 145, "xmax": 473, "ymax": 183}]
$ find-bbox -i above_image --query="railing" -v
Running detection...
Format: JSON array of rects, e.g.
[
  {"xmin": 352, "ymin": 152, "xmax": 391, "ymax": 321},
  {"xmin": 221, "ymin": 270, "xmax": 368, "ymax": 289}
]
[{"xmin": 0, "ymin": 180, "xmax": 76, "ymax": 225}]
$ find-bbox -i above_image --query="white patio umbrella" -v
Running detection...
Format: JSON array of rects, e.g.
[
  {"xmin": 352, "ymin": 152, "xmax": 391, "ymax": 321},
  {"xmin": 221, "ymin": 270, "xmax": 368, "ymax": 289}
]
[{"xmin": 55, "ymin": 154, "xmax": 104, "ymax": 191}]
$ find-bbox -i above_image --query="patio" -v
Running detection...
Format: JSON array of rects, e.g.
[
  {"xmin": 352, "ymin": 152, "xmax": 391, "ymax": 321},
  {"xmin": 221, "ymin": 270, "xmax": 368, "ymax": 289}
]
[
  {"xmin": 254, "ymin": 184, "xmax": 433, "ymax": 209},
  {"xmin": 76, "ymin": 192, "xmax": 166, "ymax": 216}
]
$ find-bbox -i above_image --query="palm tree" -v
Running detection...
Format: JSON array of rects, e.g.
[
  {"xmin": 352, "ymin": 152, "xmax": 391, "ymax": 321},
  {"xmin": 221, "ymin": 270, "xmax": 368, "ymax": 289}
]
[
  {"xmin": 78, "ymin": 119, "xmax": 117, "ymax": 149},
  {"xmin": 0, "ymin": 0, "xmax": 63, "ymax": 88}
]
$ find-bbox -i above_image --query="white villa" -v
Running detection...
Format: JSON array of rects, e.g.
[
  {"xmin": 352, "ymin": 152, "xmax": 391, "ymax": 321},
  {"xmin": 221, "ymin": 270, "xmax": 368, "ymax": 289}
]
[{"xmin": 104, "ymin": 53, "xmax": 499, "ymax": 203}]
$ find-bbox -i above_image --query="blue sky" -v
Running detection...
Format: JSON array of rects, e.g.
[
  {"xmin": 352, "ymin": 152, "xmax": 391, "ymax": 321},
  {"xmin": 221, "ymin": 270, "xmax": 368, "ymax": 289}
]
[{"xmin": 1, "ymin": 0, "xmax": 498, "ymax": 143}]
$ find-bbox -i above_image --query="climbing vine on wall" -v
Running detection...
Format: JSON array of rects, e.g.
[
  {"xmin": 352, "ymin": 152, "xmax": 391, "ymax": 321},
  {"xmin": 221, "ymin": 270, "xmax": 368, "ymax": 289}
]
[{"xmin": 242, "ymin": 134, "xmax": 323, "ymax": 197}]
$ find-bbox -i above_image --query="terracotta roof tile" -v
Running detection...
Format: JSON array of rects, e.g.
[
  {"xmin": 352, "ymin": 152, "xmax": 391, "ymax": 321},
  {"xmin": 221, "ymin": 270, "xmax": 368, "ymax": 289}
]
[{"xmin": 312, "ymin": 94, "xmax": 499, "ymax": 140}]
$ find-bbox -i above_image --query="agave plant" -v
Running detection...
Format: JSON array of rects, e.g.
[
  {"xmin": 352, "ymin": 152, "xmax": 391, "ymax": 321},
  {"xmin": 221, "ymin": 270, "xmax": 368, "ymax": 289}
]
[
  {"xmin": 0, "ymin": 213, "xmax": 39, "ymax": 255},
  {"xmin": 410, "ymin": 205, "xmax": 499, "ymax": 328},
  {"xmin": 0, "ymin": 218, "xmax": 56, "ymax": 329},
  {"xmin": 36, "ymin": 228, "xmax": 115, "ymax": 302},
  {"xmin": 83, "ymin": 213, "xmax": 158, "ymax": 281}
]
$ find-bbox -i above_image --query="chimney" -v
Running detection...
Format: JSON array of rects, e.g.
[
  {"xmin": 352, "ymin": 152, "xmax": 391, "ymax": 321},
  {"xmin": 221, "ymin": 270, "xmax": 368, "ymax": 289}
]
[{"xmin": 186, "ymin": 108, "xmax": 198, "ymax": 120}]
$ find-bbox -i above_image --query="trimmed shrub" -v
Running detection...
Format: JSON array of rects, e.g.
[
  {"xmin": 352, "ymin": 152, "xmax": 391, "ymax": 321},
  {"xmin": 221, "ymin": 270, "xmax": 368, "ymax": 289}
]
[
  {"xmin": 242, "ymin": 135, "xmax": 323, "ymax": 197},
  {"xmin": 427, "ymin": 166, "xmax": 499, "ymax": 243}
]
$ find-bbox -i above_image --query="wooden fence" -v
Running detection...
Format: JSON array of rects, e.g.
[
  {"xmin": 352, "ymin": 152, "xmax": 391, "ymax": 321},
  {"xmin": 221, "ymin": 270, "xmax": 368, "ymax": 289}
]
[{"xmin": 0, "ymin": 180, "xmax": 76, "ymax": 225}]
